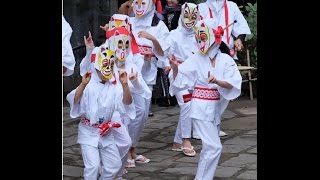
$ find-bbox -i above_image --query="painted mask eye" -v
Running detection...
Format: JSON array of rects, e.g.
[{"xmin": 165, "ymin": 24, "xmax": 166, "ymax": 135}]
[
  {"xmin": 125, "ymin": 40, "xmax": 130, "ymax": 49},
  {"xmin": 184, "ymin": 12, "xmax": 188, "ymax": 18},
  {"xmin": 118, "ymin": 40, "xmax": 123, "ymax": 49},
  {"xmin": 102, "ymin": 60, "xmax": 109, "ymax": 67},
  {"xmin": 110, "ymin": 60, "xmax": 115, "ymax": 67}
]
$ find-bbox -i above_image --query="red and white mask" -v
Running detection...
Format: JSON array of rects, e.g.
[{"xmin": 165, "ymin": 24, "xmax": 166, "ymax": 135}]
[
  {"xmin": 106, "ymin": 27, "xmax": 131, "ymax": 62},
  {"xmin": 132, "ymin": 0, "xmax": 153, "ymax": 17},
  {"xmin": 193, "ymin": 19, "xmax": 224, "ymax": 55},
  {"xmin": 94, "ymin": 47, "xmax": 116, "ymax": 80},
  {"xmin": 181, "ymin": 3, "xmax": 199, "ymax": 29},
  {"xmin": 108, "ymin": 14, "xmax": 131, "ymax": 32}
]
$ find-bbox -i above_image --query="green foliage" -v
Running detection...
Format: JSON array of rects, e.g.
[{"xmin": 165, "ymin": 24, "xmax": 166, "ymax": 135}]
[{"xmin": 240, "ymin": 2, "xmax": 257, "ymax": 67}]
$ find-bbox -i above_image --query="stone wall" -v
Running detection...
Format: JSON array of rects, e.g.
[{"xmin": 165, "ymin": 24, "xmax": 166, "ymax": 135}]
[{"xmin": 63, "ymin": 0, "xmax": 119, "ymax": 92}]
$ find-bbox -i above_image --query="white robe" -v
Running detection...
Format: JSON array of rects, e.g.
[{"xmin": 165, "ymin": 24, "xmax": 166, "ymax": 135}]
[
  {"xmin": 62, "ymin": 16, "xmax": 75, "ymax": 76},
  {"xmin": 171, "ymin": 48, "xmax": 242, "ymax": 180},
  {"xmin": 66, "ymin": 67, "xmax": 135, "ymax": 147},
  {"xmin": 198, "ymin": 1, "xmax": 251, "ymax": 59},
  {"xmin": 129, "ymin": 9, "xmax": 170, "ymax": 85},
  {"xmin": 66, "ymin": 66, "xmax": 135, "ymax": 179},
  {"xmin": 171, "ymin": 50, "xmax": 242, "ymax": 125},
  {"xmin": 127, "ymin": 6, "xmax": 170, "ymax": 148},
  {"xmin": 164, "ymin": 18, "xmax": 198, "ymax": 105},
  {"xmin": 162, "ymin": 18, "xmax": 199, "ymax": 142}
]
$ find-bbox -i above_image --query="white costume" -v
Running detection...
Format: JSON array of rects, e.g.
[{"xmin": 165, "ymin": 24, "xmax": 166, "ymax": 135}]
[
  {"xmin": 128, "ymin": 0, "xmax": 169, "ymax": 148},
  {"xmin": 62, "ymin": 16, "xmax": 75, "ymax": 76},
  {"xmin": 163, "ymin": 2, "xmax": 199, "ymax": 146},
  {"xmin": 199, "ymin": 0, "xmax": 251, "ymax": 136},
  {"xmin": 67, "ymin": 47, "xmax": 135, "ymax": 180},
  {"xmin": 170, "ymin": 19, "xmax": 242, "ymax": 179},
  {"xmin": 108, "ymin": 25, "xmax": 152, "ymax": 176},
  {"xmin": 198, "ymin": 0, "xmax": 251, "ymax": 59},
  {"xmin": 80, "ymin": 20, "xmax": 151, "ymax": 177}
]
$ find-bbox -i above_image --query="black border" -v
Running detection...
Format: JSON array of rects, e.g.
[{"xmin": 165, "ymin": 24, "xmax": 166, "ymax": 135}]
[{"xmin": 4, "ymin": 1, "xmax": 62, "ymax": 178}]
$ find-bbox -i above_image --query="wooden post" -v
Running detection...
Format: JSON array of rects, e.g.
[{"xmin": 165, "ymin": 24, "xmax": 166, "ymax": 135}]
[{"xmin": 247, "ymin": 49, "xmax": 253, "ymax": 100}]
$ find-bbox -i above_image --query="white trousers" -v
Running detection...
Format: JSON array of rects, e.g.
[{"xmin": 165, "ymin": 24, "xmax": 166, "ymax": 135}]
[
  {"xmin": 128, "ymin": 93, "xmax": 148, "ymax": 147},
  {"xmin": 112, "ymin": 121, "xmax": 132, "ymax": 178},
  {"xmin": 80, "ymin": 142, "xmax": 121, "ymax": 180},
  {"xmin": 173, "ymin": 102, "xmax": 192, "ymax": 144},
  {"xmin": 193, "ymin": 119, "xmax": 222, "ymax": 180},
  {"xmin": 128, "ymin": 85, "xmax": 153, "ymax": 147},
  {"xmin": 145, "ymin": 85, "xmax": 153, "ymax": 119}
]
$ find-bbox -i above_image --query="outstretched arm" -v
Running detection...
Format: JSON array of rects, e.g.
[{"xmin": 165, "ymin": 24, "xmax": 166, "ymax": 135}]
[
  {"xmin": 138, "ymin": 31, "xmax": 164, "ymax": 56},
  {"xmin": 74, "ymin": 71, "xmax": 92, "ymax": 104},
  {"xmin": 119, "ymin": 70, "xmax": 133, "ymax": 105}
]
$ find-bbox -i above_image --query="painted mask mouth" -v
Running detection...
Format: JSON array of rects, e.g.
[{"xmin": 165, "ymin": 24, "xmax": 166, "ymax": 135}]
[
  {"xmin": 136, "ymin": 9, "xmax": 144, "ymax": 15},
  {"xmin": 101, "ymin": 70, "xmax": 112, "ymax": 79},
  {"xmin": 185, "ymin": 21, "xmax": 195, "ymax": 28},
  {"xmin": 118, "ymin": 52, "xmax": 126, "ymax": 61}
]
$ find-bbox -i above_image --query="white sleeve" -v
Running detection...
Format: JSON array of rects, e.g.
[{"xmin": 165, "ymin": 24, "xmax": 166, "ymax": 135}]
[
  {"xmin": 80, "ymin": 46, "xmax": 96, "ymax": 76},
  {"xmin": 217, "ymin": 56, "xmax": 242, "ymax": 100},
  {"xmin": 128, "ymin": 63, "xmax": 152, "ymax": 100},
  {"xmin": 115, "ymin": 84, "xmax": 136, "ymax": 120},
  {"xmin": 63, "ymin": 17, "xmax": 76, "ymax": 76},
  {"xmin": 63, "ymin": 35, "xmax": 75, "ymax": 76},
  {"xmin": 66, "ymin": 88, "xmax": 87, "ymax": 118},
  {"xmin": 170, "ymin": 58, "xmax": 197, "ymax": 95},
  {"xmin": 153, "ymin": 21, "xmax": 170, "ymax": 65},
  {"xmin": 230, "ymin": 2, "xmax": 251, "ymax": 37}
]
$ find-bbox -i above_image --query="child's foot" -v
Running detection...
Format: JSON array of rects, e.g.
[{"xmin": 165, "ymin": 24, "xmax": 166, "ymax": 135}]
[
  {"xmin": 172, "ymin": 143, "xmax": 182, "ymax": 151},
  {"xmin": 125, "ymin": 159, "xmax": 136, "ymax": 168},
  {"xmin": 181, "ymin": 146, "xmax": 196, "ymax": 157},
  {"xmin": 134, "ymin": 154, "xmax": 150, "ymax": 163}
]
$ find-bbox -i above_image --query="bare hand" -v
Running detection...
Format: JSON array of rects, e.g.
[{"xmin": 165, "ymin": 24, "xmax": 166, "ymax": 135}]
[
  {"xmin": 129, "ymin": 67, "xmax": 137, "ymax": 81},
  {"xmin": 84, "ymin": 31, "xmax": 94, "ymax": 49},
  {"xmin": 99, "ymin": 23, "xmax": 109, "ymax": 32},
  {"xmin": 138, "ymin": 31, "xmax": 155, "ymax": 41},
  {"xmin": 164, "ymin": 66, "xmax": 171, "ymax": 74},
  {"xmin": 169, "ymin": 55, "xmax": 179, "ymax": 72},
  {"xmin": 234, "ymin": 39, "xmax": 243, "ymax": 51},
  {"xmin": 119, "ymin": 70, "xmax": 128, "ymax": 84},
  {"xmin": 82, "ymin": 71, "xmax": 92, "ymax": 85},
  {"xmin": 208, "ymin": 71, "xmax": 217, "ymax": 84},
  {"xmin": 144, "ymin": 54, "xmax": 152, "ymax": 61}
]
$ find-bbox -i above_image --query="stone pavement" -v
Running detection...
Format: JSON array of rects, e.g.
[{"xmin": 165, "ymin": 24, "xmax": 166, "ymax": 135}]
[{"xmin": 63, "ymin": 97, "xmax": 257, "ymax": 180}]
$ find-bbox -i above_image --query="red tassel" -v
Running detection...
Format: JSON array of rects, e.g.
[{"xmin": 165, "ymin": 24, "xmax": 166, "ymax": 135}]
[
  {"xmin": 91, "ymin": 54, "xmax": 96, "ymax": 63},
  {"xmin": 156, "ymin": 0, "xmax": 162, "ymax": 14},
  {"xmin": 131, "ymin": 34, "xmax": 139, "ymax": 54}
]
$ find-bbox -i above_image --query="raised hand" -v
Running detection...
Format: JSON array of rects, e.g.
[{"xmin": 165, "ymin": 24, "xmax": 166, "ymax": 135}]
[
  {"xmin": 129, "ymin": 67, "xmax": 137, "ymax": 81},
  {"xmin": 144, "ymin": 54, "xmax": 152, "ymax": 61},
  {"xmin": 82, "ymin": 71, "xmax": 92, "ymax": 85},
  {"xmin": 84, "ymin": 31, "xmax": 94, "ymax": 49},
  {"xmin": 119, "ymin": 70, "xmax": 128, "ymax": 85},
  {"xmin": 208, "ymin": 71, "xmax": 217, "ymax": 84},
  {"xmin": 138, "ymin": 31, "xmax": 155, "ymax": 41},
  {"xmin": 169, "ymin": 54, "xmax": 179, "ymax": 72},
  {"xmin": 164, "ymin": 66, "xmax": 171, "ymax": 74},
  {"xmin": 234, "ymin": 39, "xmax": 243, "ymax": 51},
  {"xmin": 99, "ymin": 23, "xmax": 109, "ymax": 32}
]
